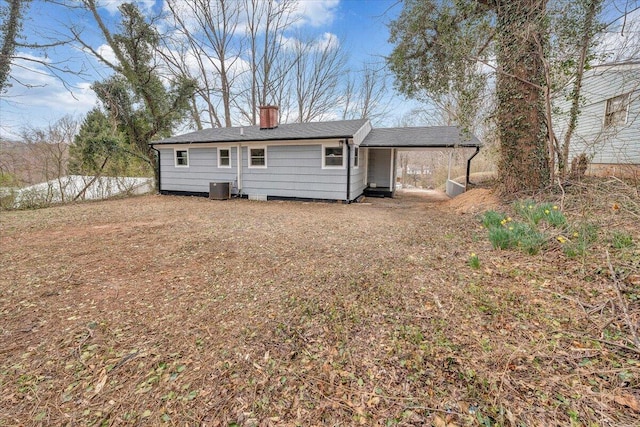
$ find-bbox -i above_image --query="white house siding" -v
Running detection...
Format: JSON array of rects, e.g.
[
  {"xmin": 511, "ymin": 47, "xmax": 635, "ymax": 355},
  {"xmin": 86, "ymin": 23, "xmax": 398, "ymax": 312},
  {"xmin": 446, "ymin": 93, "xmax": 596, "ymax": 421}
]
[
  {"xmin": 241, "ymin": 144, "xmax": 349, "ymax": 200},
  {"xmin": 159, "ymin": 146, "xmax": 238, "ymax": 194},
  {"xmin": 555, "ymin": 64, "xmax": 640, "ymax": 165}
]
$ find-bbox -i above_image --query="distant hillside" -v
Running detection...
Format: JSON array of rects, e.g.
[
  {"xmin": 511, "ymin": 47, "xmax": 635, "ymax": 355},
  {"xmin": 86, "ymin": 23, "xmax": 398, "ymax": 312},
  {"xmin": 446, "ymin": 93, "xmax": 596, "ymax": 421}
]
[{"xmin": 0, "ymin": 139, "xmax": 70, "ymax": 187}]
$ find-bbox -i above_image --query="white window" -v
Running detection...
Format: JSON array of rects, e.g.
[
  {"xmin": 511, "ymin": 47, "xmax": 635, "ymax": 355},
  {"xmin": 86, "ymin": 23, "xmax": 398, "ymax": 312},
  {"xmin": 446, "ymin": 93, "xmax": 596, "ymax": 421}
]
[
  {"xmin": 175, "ymin": 149, "xmax": 189, "ymax": 167},
  {"xmin": 322, "ymin": 145, "xmax": 344, "ymax": 168},
  {"xmin": 353, "ymin": 146, "xmax": 359, "ymax": 168},
  {"xmin": 218, "ymin": 147, "xmax": 231, "ymax": 168},
  {"xmin": 604, "ymin": 93, "xmax": 630, "ymax": 127},
  {"xmin": 248, "ymin": 147, "xmax": 267, "ymax": 168}
]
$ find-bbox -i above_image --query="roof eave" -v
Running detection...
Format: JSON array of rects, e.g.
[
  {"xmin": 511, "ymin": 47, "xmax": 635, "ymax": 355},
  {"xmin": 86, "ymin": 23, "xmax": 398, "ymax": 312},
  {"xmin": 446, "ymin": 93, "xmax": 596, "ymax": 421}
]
[{"xmin": 149, "ymin": 134, "xmax": 358, "ymax": 146}]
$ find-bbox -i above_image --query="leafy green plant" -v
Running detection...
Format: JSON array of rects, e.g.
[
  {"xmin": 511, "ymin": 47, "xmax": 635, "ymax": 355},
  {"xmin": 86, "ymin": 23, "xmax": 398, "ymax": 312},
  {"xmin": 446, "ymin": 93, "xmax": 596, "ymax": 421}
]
[
  {"xmin": 488, "ymin": 225, "xmax": 513, "ymax": 249},
  {"xmin": 468, "ymin": 253, "xmax": 480, "ymax": 269},
  {"xmin": 519, "ymin": 229, "xmax": 547, "ymax": 255},
  {"xmin": 481, "ymin": 210, "xmax": 506, "ymax": 229},
  {"xmin": 482, "ymin": 201, "xmax": 575, "ymax": 256}
]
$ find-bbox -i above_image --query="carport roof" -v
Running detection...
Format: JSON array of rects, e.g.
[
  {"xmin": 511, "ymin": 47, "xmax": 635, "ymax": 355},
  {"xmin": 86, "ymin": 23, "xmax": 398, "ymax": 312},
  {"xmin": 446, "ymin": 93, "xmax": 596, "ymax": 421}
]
[{"xmin": 360, "ymin": 126, "xmax": 481, "ymax": 148}]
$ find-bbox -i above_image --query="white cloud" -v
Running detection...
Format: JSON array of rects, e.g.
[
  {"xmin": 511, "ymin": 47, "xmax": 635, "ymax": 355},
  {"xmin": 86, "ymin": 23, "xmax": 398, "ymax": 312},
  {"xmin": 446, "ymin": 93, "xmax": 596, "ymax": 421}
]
[
  {"xmin": 1, "ymin": 55, "xmax": 97, "ymax": 138},
  {"xmin": 99, "ymin": 0, "xmax": 156, "ymax": 15},
  {"xmin": 94, "ymin": 44, "xmax": 119, "ymax": 66},
  {"xmin": 314, "ymin": 32, "xmax": 340, "ymax": 51},
  {"xmin": 291, "ymin": 0, "xmax": 340, "ymax": 28}
]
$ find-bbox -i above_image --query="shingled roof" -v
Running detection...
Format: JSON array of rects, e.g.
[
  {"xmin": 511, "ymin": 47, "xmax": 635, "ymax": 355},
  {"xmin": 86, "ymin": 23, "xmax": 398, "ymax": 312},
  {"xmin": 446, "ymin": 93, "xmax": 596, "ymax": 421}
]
[
  {"xmin": 150, "ymin": 119, "xmax": 369, "ymax": 145},
  {"xmin": 360, "ymin": 126, "xmax": 481, "ymax": 148}
]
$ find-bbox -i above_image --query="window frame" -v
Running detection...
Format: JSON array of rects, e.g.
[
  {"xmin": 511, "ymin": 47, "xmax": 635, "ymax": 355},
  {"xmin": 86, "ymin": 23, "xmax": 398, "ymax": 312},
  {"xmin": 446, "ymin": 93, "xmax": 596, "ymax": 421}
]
[
  {"xmin": 604, "ymin": 93, "xmax": 630, "ymax": 127},
  {"xmin": 217, "ymin": 147, "xmax": 231, "ymax": 168},
  {"xmin": 353, "ymin": 145, "xmax": 360, "ymax": 169},
  {"xmin": 174, "ymin": 148, "xmax": 189, "ymax": 168},
  {"xmin": 248, "ymin": 146, "xmax": 267, "ymax": 169},
  {"xmin": 322, "ymin": 144, "xmax": 345, "ymax": 169}
]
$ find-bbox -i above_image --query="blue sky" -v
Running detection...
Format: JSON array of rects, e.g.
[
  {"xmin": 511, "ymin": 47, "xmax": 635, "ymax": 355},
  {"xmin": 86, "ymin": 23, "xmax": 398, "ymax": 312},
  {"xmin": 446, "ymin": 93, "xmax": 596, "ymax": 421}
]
[
  {"xmin": 0, "ymin": 0, "xmax": 406, "ymax": 139},
  {"xmin": 1, "ymin": 0, "xmax": 637, "ymax": 140}
]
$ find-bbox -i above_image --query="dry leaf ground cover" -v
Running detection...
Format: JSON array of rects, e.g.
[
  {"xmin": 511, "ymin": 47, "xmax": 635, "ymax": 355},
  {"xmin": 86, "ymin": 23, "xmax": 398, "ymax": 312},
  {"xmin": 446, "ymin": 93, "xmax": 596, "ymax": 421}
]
[{"xmin": 1, "ymin": 181, "xmax": 639, "ymax": 426}]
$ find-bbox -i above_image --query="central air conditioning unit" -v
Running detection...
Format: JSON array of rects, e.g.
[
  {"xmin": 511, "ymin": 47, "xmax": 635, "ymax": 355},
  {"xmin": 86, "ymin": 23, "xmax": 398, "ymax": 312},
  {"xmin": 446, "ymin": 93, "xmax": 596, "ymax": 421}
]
[{"xmin": 209, "ymin": 182, "xmax": 230, "ymax": 200}]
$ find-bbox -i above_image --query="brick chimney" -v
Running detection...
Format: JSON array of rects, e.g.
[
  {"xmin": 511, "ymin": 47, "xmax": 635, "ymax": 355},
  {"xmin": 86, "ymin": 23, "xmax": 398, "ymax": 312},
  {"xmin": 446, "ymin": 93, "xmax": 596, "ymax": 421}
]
[{"xmin": 259, "ymin": 105, "xmax": 279, "ymax": 129}]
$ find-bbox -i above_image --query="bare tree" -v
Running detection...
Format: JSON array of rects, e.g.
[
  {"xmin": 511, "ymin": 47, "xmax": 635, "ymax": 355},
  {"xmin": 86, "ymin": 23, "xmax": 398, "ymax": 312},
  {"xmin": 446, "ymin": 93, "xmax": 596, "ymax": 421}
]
[
  {"xmin": 293, "ymin": 35, "xmax": 346, "ymax": 123},
  {"xmin": 17, "ymin": 116, "xmax": 78, "ymax": 201},
  {"xmin": 239, "ymin": 0, "xmax": 297, "ymax": 124},
  {"xmin": 342, "ymin": 63, "xmax": 391, "ymax": 122},
  {"xmin": 162, "ymin": 0, "xmax": 243, "ymax": 128}
]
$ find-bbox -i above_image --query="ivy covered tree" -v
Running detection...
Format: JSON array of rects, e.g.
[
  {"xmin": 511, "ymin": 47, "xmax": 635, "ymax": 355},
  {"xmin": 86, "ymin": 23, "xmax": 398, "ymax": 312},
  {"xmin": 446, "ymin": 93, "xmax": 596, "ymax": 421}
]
[
  {"xmin": 388, "ymin": 0, "xmax": 551, "ymax": 195},
  {"xmin": 74, "ymin": 1, "xmax": 196, "ymax": 188}
]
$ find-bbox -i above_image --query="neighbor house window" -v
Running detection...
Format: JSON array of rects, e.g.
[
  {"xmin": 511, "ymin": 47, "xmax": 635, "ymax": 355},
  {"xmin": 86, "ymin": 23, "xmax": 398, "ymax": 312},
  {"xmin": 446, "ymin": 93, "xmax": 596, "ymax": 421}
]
[
  {"xmin": 218, "ymin": 148, "xmax": 231, "ymax": 168},
  {"xmin": 605, "ymin": 93, "xmax": 630, "ymax": 127},
  {"xmin": 249, "ymin": 147, "xmax": 267, "ymax": 168},
  {"xmin": 323, "ymin": 145, "xmax": 344, "ymax": 168},
  {"xmin": 353, "ymin": 146, "xmax": 359, "ymax": 168},
  {"xmin": 175, "ymin": 149, "xmax": 189, "ymax": 167}
]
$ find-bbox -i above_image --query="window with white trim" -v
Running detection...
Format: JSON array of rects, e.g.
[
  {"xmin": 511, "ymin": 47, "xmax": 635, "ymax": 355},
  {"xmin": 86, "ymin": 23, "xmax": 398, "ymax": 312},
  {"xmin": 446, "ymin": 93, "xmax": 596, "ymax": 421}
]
[
  {"xmin": 249, "ymin": 147, "xmax": 267, "ymax": 168},
  {"xmin": 323, "ymin": 145, "xmax": 344, "ymax": 168},
  {"xmin": 604, "ymin": 93, "xmax": 630, "ymax": 127},
  {"xmin": 353, "ymin": 146, "xmax": 359, "ymax": 168},
  {"xmin": 218, "ymin": 147, "xmax": 231, "ymax": 168},
  {"xmin": 175, "ymin": 149, "xmax": 189, "ymax": 167}
]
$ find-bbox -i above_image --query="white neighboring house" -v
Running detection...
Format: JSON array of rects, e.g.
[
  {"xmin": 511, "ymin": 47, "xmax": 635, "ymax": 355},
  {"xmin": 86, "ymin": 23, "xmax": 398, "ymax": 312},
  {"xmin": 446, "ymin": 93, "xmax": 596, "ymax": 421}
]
[
  {"xmin": 11, "ymin": 175, "xmax": 153, "ymax": 208},
  {"xmin": 555, "ymin": 62, "xmax": 640, "ymax": 176}
]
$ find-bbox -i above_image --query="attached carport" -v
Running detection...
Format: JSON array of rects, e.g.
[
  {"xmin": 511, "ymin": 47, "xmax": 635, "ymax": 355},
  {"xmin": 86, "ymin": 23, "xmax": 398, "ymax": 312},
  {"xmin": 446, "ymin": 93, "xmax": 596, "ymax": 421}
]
[{"xmin": 359, "ymin": 126, "xmax": 482, "ymax": 198}]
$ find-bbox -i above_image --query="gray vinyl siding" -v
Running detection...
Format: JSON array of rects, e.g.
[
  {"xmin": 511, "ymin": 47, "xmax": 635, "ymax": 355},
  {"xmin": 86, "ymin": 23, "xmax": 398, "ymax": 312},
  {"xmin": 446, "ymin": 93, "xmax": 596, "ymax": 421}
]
[
  {"xmin": 554, "ymin": 65, "xmax": 640, "ymax": 165},
  {"xmin": 159, "ymin": 147, "xmax": 238, "ymax": 194},
  {"xmin": 241, "ymin": 144, "xmax": 348, "ymax": 200},
  {"xmin": 367, "ymin": 148, "xmax": 392, "ymax": 188},
  {"xmin": 350, "ymin": 146, "xmax": 367, "ymax": 200}
]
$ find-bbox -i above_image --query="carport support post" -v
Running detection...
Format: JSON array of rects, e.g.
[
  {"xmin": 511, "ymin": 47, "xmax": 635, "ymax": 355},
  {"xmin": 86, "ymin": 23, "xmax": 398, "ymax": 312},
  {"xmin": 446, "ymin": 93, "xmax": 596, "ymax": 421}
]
[{"xmin": 465, "ymin": 146, "xmax": 480, "ymax": 188}]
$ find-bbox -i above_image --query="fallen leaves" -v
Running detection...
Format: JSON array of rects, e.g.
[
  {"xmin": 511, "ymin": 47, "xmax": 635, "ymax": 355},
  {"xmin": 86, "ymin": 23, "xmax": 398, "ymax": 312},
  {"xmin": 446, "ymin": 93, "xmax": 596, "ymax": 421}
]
[{"xmin": 1, "ymin": 186, "xmax": 639, "ymax": 425}]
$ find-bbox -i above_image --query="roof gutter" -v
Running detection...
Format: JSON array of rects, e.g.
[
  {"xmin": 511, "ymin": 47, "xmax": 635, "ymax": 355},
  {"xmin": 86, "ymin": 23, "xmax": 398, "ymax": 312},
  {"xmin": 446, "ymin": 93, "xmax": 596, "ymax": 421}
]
[
  {"xmin": 465, "ymin": 146, "xmax": 480, "ymax": 188},
  {"xmin": 150, "ymin": 134, "xmax": 358, "ymax": 146}
]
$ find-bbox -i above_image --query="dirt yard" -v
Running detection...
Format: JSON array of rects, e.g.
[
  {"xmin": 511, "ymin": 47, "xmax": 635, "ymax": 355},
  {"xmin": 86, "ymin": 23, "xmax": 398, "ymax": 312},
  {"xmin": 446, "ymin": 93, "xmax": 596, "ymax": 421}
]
[{"xmin": 1, "ymin": 183, "xmax": 639, "ymax": 426}]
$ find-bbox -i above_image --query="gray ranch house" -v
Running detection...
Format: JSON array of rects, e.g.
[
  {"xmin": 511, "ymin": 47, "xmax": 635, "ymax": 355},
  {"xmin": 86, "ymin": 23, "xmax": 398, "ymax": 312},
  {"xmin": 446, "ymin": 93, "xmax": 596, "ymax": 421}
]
[{"xmin": 150, "ymin": 106, "xmax": 482, "ymax": 202}]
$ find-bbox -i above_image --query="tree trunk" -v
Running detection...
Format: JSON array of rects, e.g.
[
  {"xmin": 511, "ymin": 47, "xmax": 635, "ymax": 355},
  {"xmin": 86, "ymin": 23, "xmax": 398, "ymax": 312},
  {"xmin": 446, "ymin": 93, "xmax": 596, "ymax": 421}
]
[
  {"xmin": 0, "ymin": 0, "xmax": 25, "ymax": 93},
  {"xmin": 495, "ymin": 0, "xmax": 550, "ymax": 195},
  {"xmin": 560, "ymin": 0, "xmax": 600, "ymax": 178}
]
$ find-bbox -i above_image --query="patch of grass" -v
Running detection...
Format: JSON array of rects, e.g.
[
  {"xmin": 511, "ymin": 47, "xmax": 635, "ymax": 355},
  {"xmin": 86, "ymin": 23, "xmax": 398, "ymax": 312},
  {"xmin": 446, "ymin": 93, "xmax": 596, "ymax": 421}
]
[
  {"xmin": 562, "ymin": 222, "xmax": 599, "ymax": 258},
  {"xmin": 468, "ymin": 253, "xmax": 480, "ymax": 269},
  {"xmin": 611, "ymin": 230, "xmax": 634, "ymax": 249},
  {"xmin": 481, "ymin": 210, "xmax": 506, "ymax": 229},
  {"xmin": 488, "ymin": 224, "xmax": 512, "ymax": 249},
  {"xmin": 486, "ymin": 217, "xmax": 546, "ymax": 254}
]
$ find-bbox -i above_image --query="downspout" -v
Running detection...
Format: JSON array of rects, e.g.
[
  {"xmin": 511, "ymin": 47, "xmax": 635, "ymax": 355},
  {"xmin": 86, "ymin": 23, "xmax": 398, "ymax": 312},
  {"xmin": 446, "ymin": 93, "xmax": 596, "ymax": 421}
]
[
  {"xmin": 236, "ymin": 143, "xmax": 242, "ymax": 196},
  {"xmin": 151, "ymin": 145, "xmax": 162, "ymax": 194},
  {"xmin": 465, "ymin": 146, "xmax": 480, "ymax": 189},
  {"xmin": 345, "ymin": 139, "xmax": 351, "ymax": 203}
]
